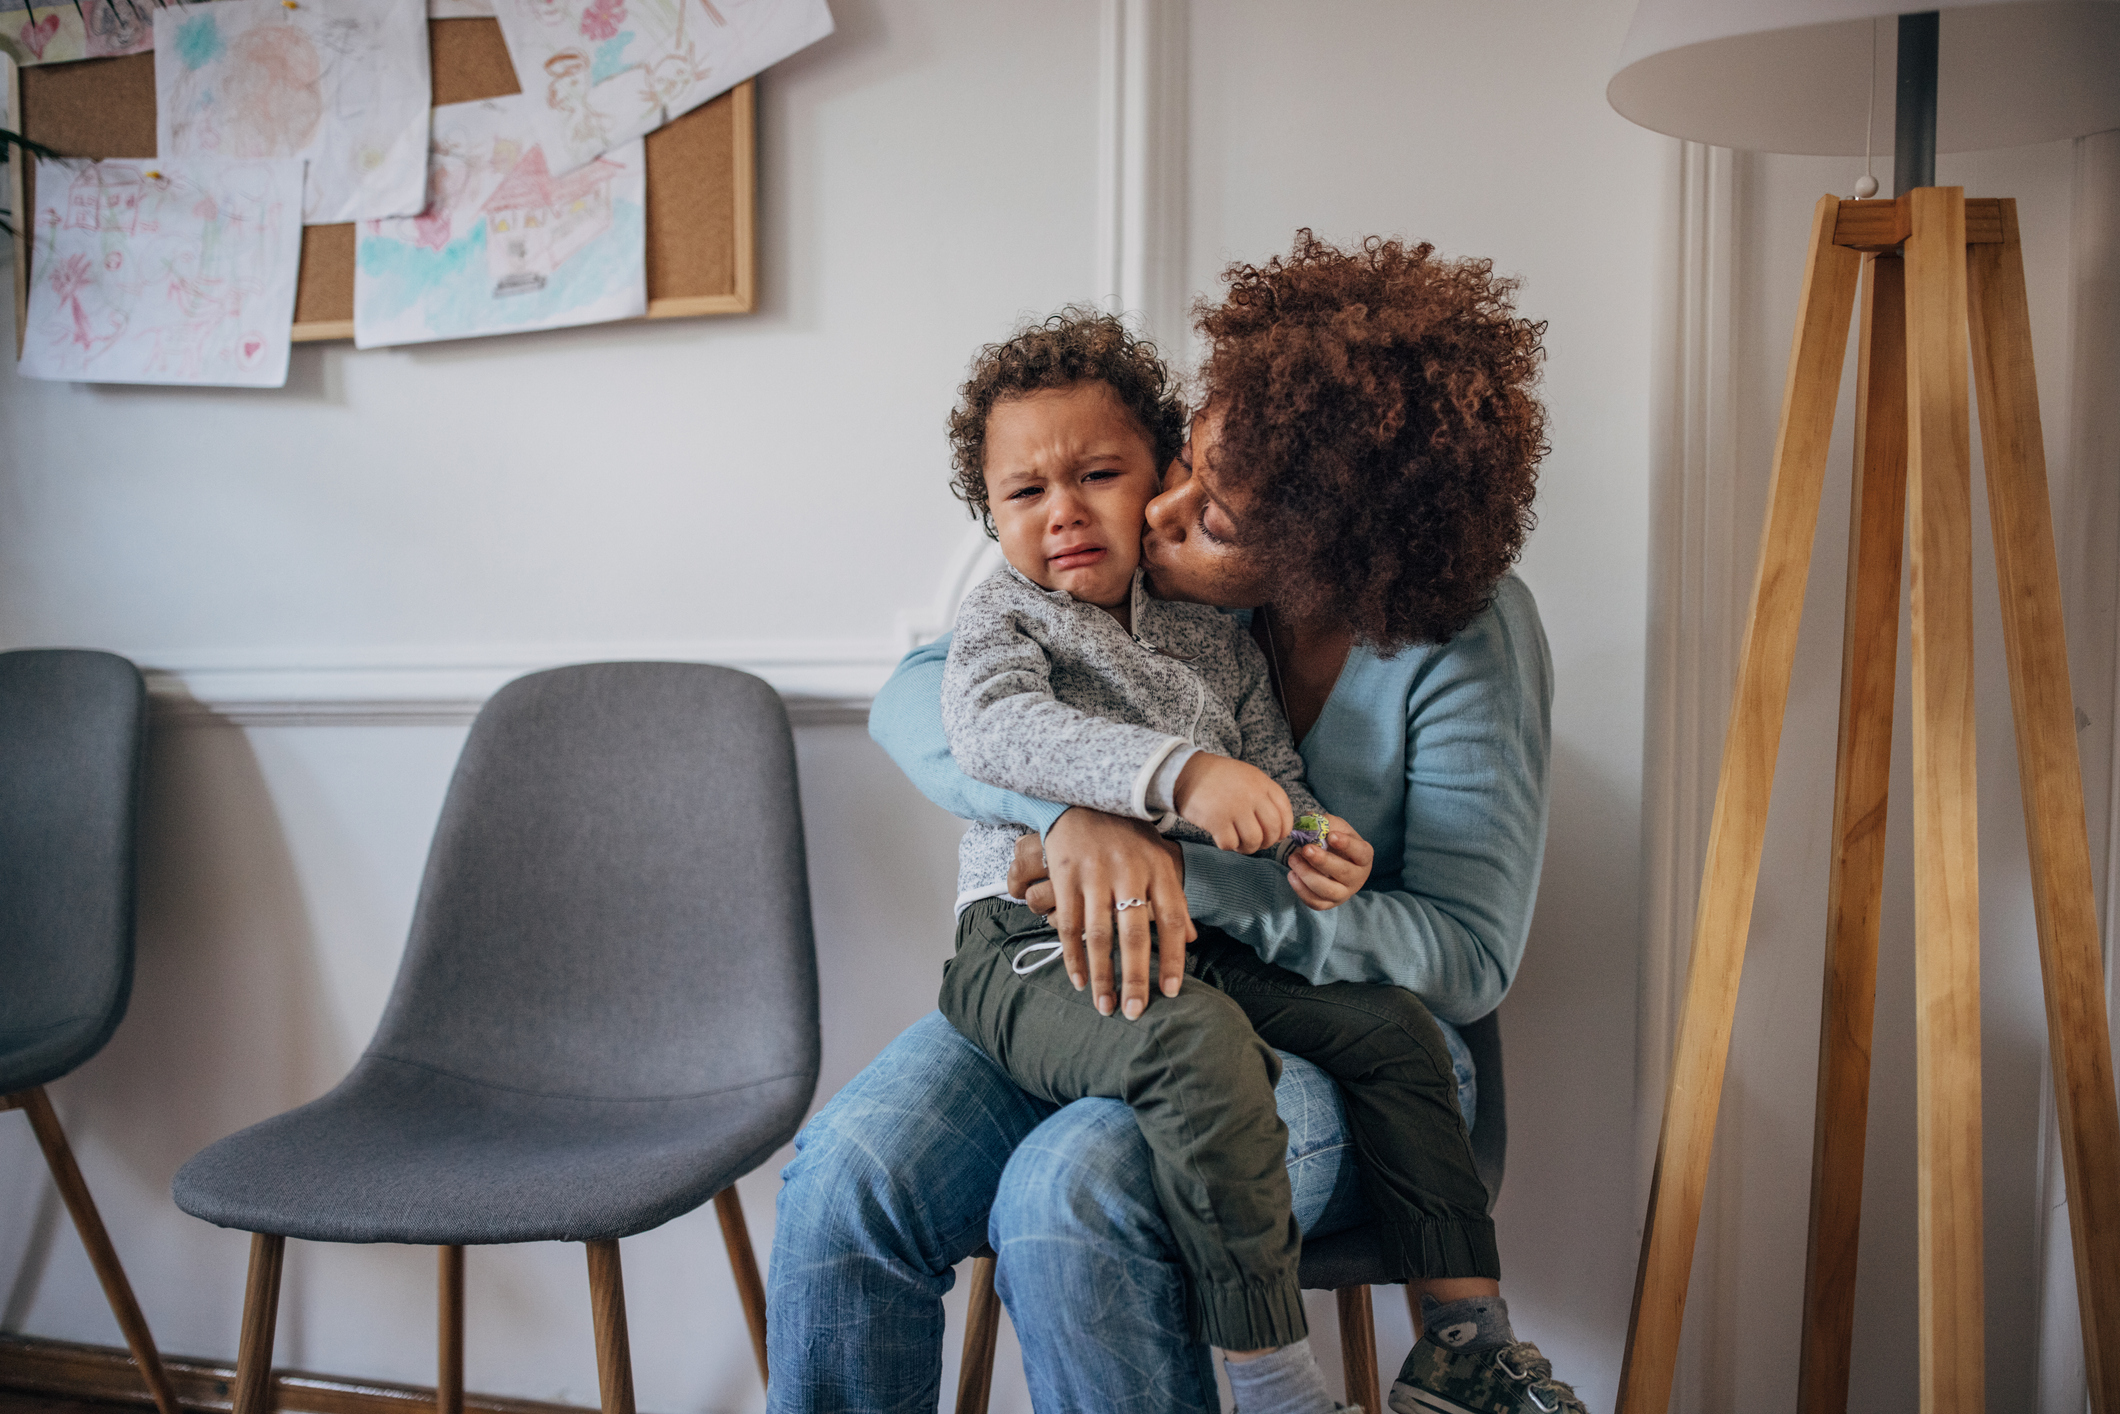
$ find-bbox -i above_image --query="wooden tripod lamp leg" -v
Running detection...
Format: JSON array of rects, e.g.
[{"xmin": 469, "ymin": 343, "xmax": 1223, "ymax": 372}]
[
  {"xmin": 585, "ymin": 1241, "xmax": 636, "ymax": 1414},
  {"xmin": 1968, "ymin": 197, "xmax": 2120, "ymax": 1414},
  {"xmin": 1905, "ymin": 184, "xmax": 1986, "ymax": 1414},
  {"xmin": 1797, "ymin": 251, "xmax": 1910, "ymax": 1414},
  {"xmin": 234, "ymin": 1234, "xmax": 286, "ymax": 1414},
  {"xmin": 1618, "ymin": 193, "xmax": 1864, "ymax": 1414},
  {"xmin": 16, "ymin": 1087, "xmax": 181, "ymax": 1414},
  {"xmin": 712, "ymin": 1186, "xmax": 769, "ymax": 1387}
]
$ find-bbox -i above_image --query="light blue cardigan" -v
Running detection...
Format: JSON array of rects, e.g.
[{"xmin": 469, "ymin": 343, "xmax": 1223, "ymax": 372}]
[{"xmin": 869, "ymin": 573, "xmax": 1554, "ymax": 1027}]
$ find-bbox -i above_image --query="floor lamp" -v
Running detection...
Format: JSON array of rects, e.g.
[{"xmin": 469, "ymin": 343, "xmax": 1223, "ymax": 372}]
[{"xmin": 1605, "ymin": 4, "xmax": 2120, "ymax": 1412}]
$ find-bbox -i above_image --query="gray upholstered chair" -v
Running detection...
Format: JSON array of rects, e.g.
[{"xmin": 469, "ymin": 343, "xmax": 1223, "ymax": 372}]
[
  {"xmin": 952, "ymin": 1010, "xmax": 1508, "ymax": 1414},
  {"xmin": 0, "ymin": 648, "xmax": 177, "ymax": 1414},
  {"xmin": 173, "ymin": 663, "xmax": 819, "ymax": 1414}
]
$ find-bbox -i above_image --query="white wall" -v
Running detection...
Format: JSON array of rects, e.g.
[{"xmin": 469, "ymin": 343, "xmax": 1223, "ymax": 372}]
[{"xmin": 2, "ymin": 2, "xmax": 1671, "ymax": 1410}]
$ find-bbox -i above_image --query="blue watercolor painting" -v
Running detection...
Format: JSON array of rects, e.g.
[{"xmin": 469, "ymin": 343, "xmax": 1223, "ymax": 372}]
[{"xmin": 352, "ymin": 97, "xmax": 646, "ymax": 348}]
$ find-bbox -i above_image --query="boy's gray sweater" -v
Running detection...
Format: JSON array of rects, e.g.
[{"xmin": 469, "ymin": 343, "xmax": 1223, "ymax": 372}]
[{"xmin": 942, "ymin": 564, "xmax": 1322, "ymax": 907}]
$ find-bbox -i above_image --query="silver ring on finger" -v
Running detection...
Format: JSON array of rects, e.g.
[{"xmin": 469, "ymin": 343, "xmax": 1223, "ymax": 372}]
[{"xmin": 1114, "ymin": 897, "xmax": 1148, "ymax": 911}]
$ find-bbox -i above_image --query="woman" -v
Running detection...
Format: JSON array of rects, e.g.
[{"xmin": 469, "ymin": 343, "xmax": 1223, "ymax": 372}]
[{"xmin": 766, "ymin": 234, "xmax": 1582, "ymax": 1414}]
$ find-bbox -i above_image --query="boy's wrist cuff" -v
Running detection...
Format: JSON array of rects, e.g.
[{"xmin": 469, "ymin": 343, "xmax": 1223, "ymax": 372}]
[{"xmin": 1142, "ymin": 743, "xmax": 1200, "ymax": 816}]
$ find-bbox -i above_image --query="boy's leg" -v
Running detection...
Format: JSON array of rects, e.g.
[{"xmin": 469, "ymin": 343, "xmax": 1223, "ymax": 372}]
[
  {"xmin": 1192, "ymin": 936, "xmax": 1498, "ymax": 1284},
  {"xmin": 939, "ymin": 899, "xmax": 1308, "ymax": 1352},
  {"xmin": 1192, "ymin": 942, "xmax": 1592, "ymax": 1412},
  {"xmin": 992, "ymin": 1054, "xmax": 1359, "ymax": 1414}
]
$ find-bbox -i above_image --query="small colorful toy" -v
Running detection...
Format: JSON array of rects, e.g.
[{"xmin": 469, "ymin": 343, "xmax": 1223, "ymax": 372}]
[{"xmin": 1277, "ymin": 812, "xmax": 1331, "ymax": 863}]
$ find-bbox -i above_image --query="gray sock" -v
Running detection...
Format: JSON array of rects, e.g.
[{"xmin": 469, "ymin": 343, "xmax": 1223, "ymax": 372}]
[
  {"xmin": 1225, "ymin": 1337, "xmax": 1340, "ymax": 1414},
  {"xmin": 1418, "ymin": 1294, "xmax": 1515, "ymax": 1353}
]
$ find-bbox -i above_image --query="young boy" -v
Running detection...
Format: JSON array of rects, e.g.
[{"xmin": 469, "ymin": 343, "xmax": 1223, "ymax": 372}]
[{"xmin": 936, "ymin": 312, "xmax": 1482, "ymax": 1414}]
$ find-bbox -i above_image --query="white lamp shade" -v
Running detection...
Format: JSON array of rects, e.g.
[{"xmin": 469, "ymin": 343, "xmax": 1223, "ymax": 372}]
[{"xmin": 1609, "ymin": 0, "xmax": 2120, "ymax": 155}]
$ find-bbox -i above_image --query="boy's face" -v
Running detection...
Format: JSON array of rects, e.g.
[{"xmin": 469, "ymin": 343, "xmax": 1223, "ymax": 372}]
[{"xmin": 983, "ymin": 382, "xmax": 1160, "ymax": 609}]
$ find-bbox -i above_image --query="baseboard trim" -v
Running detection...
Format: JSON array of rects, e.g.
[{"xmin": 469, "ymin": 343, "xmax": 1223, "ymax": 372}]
[{"xmin": 0, "ymin": 1334, "xmax": 588, "ymax": 1414}]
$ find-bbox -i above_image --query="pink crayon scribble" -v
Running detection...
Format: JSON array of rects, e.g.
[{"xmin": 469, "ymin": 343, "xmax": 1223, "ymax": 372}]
[
  {"xmin": 578, "ymin": 0, "xmax": 624, "ymax": 41},
  {"xmin": 48, "ymin": 254, "xmax": 98, "ymax": 349}
]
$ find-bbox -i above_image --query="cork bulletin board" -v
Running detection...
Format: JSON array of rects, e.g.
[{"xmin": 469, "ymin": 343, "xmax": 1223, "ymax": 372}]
[{"xmin": 8, "ymin": 25, "xmax": 754, "ymax": 347}]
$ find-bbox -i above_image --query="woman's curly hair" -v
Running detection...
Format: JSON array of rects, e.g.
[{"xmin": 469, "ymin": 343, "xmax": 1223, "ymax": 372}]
[
  {"xmin": 948, "ymin": 307, "xmax": 1189, "ymax": 535},
  {"xmin": 1198, "ymin": 232, "xmax": 1548, "ymax": 648}
]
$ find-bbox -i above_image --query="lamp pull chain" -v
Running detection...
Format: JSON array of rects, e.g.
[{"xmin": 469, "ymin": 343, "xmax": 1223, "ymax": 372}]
[{"xmin": 1854, "ymin": 18, "xmax": 1879, "ymax": 199}]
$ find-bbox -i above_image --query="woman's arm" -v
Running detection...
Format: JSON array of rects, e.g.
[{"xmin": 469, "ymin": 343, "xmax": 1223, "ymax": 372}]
[
  {"xmin": 1184, "ymin": 583, "xmax": 1553, "ymax": 1025},
  {"xmin": 868, "ymin": 636, "xmax": 1068, "ymax": 837}
]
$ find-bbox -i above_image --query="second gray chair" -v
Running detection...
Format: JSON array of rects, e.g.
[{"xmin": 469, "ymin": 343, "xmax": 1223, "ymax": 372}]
[{"xmin": 174, "ymin": 662, "xmax": 819, "ymax": 1414}]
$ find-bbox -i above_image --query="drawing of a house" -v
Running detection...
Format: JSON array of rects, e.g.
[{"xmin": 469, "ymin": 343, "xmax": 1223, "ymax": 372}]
[
  {"xmin": 66, "ymin": 166, "xmax": 141, "ymax": 235},
  {"xmin": 480, "ymin": 146, "xmax": 619, "ymax": 297}
]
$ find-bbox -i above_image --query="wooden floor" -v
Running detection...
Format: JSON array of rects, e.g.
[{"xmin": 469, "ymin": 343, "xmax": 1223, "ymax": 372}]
[{"xmin": 0, "ymin": 1391, "xmax": 150, "ymax": 1414}]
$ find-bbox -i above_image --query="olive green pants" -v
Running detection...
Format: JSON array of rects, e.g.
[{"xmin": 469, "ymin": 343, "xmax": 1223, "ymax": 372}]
[{"xmin": 939, "ymin": 898, "xmax": 1498, "ymax": 1352}]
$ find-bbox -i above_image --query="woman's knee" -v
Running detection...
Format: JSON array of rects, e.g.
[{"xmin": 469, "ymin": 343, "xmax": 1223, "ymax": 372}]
[
  {"xmin": 990, "ymin": 1099, "xmax": 1170, "ymax": 1256},
  {"xmin": 775, "ymin": 1015, "xmax": 1033, "ymax": 1269}
]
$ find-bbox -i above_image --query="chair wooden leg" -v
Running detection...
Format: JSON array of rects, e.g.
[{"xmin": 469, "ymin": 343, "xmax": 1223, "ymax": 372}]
[
  {"xmin": 1905, "ymin": 184, "xmax": 1985, "ymax": 1414},
  {"xmin": 1618, "ymin": 193, "xmax": 1865, "ymax": 1414},
  {"xmin": 1336, "ymin": 1286, "xmax": 1381, "ymax": 1414},
  {"xmin": 438, "ymin": 1246, "xmax": 464, "ymax": 1414},
  {"xmin": 584, "ymin": 1241, "xmax": 636, "ymax": 1414},
  {"xmin": 1797, "ymin": 251, "xmax": 1908, "ymax": 1414},
  {"xmin": 1969, "ymin": 197, "xmax": 2120, "ymax": 1414},
  {"xmin": 712, "ymin": 1187, "xmax": 769, "ymax": 1387},
  {"xmin": 954, "ymin": 1254, "xmax": 1000, "ymax": 1414},
  {"xmin": 234, "ymin": 1234, "xmax": 286, "ymax": 1414},
  {"xmin": 16, "ymin": 1087, "xmax": 181, "ymax": 1414}
]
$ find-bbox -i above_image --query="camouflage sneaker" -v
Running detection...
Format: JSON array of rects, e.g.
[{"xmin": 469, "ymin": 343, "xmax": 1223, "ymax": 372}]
[{"xmin": 1387, "ymin": 1336, "xmax": 1587, "ymax": 1414}]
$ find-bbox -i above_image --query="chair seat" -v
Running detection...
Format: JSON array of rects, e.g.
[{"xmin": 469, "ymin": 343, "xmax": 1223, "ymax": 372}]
[{"xmin": 173, "ymin": 1054, "xmax": 810, "ymax": 1245}]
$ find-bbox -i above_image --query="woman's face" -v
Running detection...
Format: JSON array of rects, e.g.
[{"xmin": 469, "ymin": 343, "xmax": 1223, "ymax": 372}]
[{"xmin": 1141, "ymin": 407, "xmax": 1271, "ymax": 610}]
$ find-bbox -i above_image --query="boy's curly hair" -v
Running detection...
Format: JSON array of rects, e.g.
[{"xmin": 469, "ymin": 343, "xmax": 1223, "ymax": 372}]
[
  {"xmin": 948, "ymin": 307, "xmax": 1189, "ymax": 535},
  {"xmin": 1198, "ymin": 232, "xmax": 1548, "ymax": 648}
]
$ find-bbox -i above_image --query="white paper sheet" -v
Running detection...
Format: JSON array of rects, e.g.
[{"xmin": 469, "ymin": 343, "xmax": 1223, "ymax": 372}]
[
  {"xmin": 427, "ymin": 0, "xmax": 494, "ymax": 16},
  {"xmin": 353, "ymin": 94, "xmax": 645, "ymax": 348},
  {"xmin": 489, "ymin": 0, "xmax": 828, "ymax": 174},
  {"xmin": 154, "ymin": 0, "xmax": 431, "ymax": 224},
  {"xmin": 18, "ymin": 156, "xmax": 302, "ymax": 386}
]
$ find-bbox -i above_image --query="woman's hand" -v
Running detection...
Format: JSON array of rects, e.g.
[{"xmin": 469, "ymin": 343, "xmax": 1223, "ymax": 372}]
[
  {"xmin": 1287, "ymin": 814, "xmax": 1373, "ymax": 911},
  {"xmin": 1006, "ymin": 810, "xmax": 1193, "ymax": 1020}
]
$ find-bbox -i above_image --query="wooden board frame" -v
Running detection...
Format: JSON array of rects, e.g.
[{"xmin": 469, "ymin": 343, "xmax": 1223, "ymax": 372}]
[{"xmin": 9, "ymin": 29, "xmax": 753, "ymax": 356}]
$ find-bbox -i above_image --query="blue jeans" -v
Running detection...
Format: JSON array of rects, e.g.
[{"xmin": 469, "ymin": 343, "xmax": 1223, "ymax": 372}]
[{"xmin": 765, "ymin": 1011, "xmax": 1468, "ymax": 1413}]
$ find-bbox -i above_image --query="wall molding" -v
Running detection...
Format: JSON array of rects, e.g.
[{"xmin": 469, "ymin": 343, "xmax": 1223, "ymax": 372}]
[
  {"xmin": 1095, "ymin": 0, "xmax": 1189, "ymax": 352},
  {"xmin": 0, "ymin": 1332, "xmax": 584, "ymax": 1414},
  {"xmin": 1635, "ymin": 138, "xmax": 1746, "ymax": 1205},
  {"xmin": 135, "ymin": 642, "xmax": 894, "ymax": 729},
  {"xmin": 115, "ymin": 527, "xmax": 1020, "ymax": 731}
]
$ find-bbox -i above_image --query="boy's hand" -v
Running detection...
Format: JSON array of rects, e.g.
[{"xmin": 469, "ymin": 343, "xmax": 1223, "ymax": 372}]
[
  {"xmin": 1173, "ymin": 753, "xmax": 1295, "ymax": 854},
  {"xmin": 1288, "ymin": 814, "xmax": 1373, "ymax": 910}
]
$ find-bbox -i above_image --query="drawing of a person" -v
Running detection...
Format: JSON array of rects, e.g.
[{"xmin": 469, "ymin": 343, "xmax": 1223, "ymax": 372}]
[
  {"xmin": 313, "ymin": 16, "xmax": 375, "ymax": 126},
  {"xmin": 544, "ymin": 51, "xmax": 610, "ymax": 150}
]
